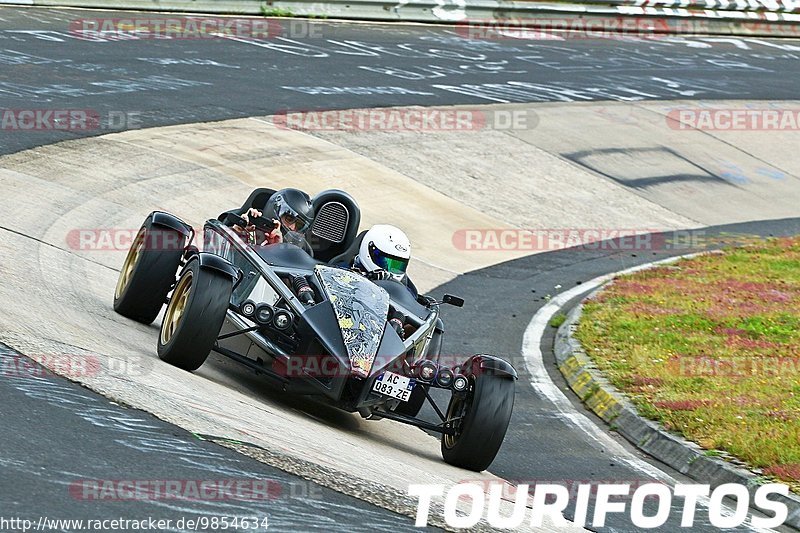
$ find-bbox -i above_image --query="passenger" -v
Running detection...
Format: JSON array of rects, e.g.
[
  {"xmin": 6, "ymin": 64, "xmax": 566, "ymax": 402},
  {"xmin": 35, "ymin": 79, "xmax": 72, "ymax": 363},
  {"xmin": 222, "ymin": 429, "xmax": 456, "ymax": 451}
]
[{"xmin": 221, "ymin": 188, "xmax": 315, "ymax": 250}]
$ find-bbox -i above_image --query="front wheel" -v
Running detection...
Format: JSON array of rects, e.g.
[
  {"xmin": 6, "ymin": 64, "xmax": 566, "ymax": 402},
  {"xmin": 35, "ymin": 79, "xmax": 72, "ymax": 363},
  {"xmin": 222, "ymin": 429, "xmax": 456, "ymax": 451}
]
[
  {"xmin": 441, "ymin": 372, "xmax": 514, "ymax": 471},
  {"xmin": 157, "ymin": 259, "xmax": 233, "ymax": 371},
  {"xmin": 113, "ymin": 218, "xmax": 185, "ymax": 324}
]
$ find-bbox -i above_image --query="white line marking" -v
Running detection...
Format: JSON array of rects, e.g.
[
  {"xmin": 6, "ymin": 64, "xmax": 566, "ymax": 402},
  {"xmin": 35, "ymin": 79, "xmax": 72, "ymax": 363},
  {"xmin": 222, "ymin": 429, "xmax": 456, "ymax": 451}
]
[
  {"xmin": 521, "ymin": 253, "xmax": 771, "ymax": 531},
  {"xmin": 523, "ymin": 257, "xmax": 685, "ymax": 478}
]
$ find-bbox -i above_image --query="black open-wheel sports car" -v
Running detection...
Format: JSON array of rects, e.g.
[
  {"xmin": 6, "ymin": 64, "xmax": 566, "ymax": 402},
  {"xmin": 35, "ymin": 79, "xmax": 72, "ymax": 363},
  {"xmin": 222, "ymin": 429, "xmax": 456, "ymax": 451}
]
[{"xmin": 113, "ymin": 188, "xmax": 517, "ymax": 471}]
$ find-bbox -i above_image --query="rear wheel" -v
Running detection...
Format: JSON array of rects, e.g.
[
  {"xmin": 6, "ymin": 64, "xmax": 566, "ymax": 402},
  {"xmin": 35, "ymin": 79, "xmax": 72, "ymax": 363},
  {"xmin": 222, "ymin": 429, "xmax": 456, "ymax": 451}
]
[
  {"xmin": 441, "ymin": 372, "xmax": 514, "ymax": 471},
  {"xmin": 157, "ymin": 259, "xmax": 233, "ymax": 371},
  {"xmin": 113, "ymin": 219, "xmax": 184, "ymax": 324}
]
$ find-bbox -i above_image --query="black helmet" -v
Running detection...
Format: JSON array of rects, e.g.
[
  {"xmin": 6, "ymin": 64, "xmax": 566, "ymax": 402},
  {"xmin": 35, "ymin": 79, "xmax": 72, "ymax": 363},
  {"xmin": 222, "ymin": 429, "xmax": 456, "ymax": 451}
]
[{"xmin": 262, "ymin": 188, "xmax": 314, "ymax": 234}]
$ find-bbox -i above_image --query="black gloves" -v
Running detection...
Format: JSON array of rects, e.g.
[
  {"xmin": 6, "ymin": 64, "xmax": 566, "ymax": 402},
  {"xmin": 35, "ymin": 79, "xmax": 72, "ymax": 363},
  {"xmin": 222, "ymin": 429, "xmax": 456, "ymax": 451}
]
[{"xmin": 366, "ymin": 270, "xmax": 392, "ymax": 281}]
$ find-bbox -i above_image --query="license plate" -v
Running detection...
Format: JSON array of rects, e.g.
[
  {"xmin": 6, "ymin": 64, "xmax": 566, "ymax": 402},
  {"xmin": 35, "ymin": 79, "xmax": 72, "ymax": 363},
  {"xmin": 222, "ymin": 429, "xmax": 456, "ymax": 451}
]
[{"xmin": 373, "ymin": 371, "xmax": 415, "ymax": 402}]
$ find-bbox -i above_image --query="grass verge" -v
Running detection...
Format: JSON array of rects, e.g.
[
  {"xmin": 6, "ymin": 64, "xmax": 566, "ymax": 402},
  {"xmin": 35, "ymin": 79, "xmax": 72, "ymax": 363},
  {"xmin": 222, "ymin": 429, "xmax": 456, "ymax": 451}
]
[{"xmin": 576, "ymin": 237, "xmax": 800, "ymax": 492}]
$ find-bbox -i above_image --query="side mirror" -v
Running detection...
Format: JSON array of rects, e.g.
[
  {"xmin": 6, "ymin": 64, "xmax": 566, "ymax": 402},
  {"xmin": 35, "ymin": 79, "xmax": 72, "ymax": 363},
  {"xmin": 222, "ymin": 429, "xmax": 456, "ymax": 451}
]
[{"xmin": 443, "ymin": 294, "xmax": 464, "ymax": 307}]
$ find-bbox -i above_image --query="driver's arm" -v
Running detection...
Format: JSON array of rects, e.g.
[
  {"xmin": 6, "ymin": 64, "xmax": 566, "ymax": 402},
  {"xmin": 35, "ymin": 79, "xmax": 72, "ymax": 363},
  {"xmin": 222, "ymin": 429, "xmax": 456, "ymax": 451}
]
[{"xmin": 220, "ymin": 208, "xmax": 263, "ymax": 243}]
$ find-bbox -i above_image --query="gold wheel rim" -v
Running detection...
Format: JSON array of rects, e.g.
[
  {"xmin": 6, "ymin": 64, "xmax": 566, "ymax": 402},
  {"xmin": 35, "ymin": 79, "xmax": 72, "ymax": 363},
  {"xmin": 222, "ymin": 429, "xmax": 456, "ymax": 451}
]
[
  {"xmin": 444, "ymin": 380, "xmax": 472, "ymax": 449},
  {"xmin": 115, "ymin": 228, "xmax": 146, "ymax": 300},
  {"xmin": 160, "ymin": 270, "xmax": 193, "ymax": 346}
]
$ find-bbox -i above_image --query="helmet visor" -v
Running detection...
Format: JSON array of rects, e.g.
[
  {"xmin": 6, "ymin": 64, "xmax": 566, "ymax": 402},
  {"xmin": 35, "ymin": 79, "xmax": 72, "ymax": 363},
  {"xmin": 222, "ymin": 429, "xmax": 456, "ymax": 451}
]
[
  {"xmin": 277, "ymin": 204, "xmax": 310, "ymax": 233},
  {"xmin": 369, "ymin": 242, "xmax": 409, "ymax": 276}
]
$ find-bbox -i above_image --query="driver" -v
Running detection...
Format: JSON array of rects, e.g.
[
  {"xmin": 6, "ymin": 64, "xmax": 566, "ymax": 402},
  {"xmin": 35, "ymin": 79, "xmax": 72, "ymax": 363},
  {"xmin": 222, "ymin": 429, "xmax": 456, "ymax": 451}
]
[
  {"xmin": 221, "ymin": 188, "xmax": 315, "ymax": 249},
  {"xmin": 352, "ymin": 224, "xmax": 418, "ymax": 298},
  {"xmin": 344, "ymin": 224, "xmax": 419, "ymax": 339}
]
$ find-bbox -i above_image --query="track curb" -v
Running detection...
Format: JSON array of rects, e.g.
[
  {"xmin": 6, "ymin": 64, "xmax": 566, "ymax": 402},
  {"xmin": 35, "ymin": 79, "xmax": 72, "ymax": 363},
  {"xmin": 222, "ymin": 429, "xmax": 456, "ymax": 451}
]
[{"xmin": 554, "ymin": 280, "xmax": 800, "ymax": 530}]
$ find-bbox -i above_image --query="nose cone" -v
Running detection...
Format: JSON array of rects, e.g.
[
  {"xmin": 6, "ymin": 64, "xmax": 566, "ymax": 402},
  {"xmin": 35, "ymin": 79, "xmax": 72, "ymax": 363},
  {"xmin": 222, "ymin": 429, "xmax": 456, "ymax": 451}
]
[{"xmin": 315, "ymin": 266, "xmax": 390, "ymax": 378}]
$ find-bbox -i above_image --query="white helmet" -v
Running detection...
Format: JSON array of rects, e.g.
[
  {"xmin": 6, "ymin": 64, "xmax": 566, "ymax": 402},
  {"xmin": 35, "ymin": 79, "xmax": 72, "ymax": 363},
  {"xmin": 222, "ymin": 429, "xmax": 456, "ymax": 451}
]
[{"xmin": 358, "ymin": 224, "xmax": 411, "ymax": 281}]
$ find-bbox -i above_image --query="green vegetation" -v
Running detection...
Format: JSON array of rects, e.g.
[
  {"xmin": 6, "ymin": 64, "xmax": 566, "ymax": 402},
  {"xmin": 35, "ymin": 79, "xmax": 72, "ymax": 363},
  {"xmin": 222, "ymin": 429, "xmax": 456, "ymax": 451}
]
[
  {"xmin": 550, "ymin": 312, "xmax": 568, "ymax": 328},
  {"xmin": 577, "ymin": 237, "xmax": 800, "ymax": 492},
  {"xmin": 260, "ymin": 4, "xmax": 294, "ymax": 17}
]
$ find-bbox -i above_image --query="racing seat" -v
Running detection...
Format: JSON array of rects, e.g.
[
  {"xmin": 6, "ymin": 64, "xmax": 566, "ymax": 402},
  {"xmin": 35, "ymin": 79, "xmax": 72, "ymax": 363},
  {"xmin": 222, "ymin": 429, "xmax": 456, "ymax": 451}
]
[
  {"xmin": 239, "ymin": 187, "xmax": 276, "ymax": 213},
  {"xmin": 217, "ymin": 187, "xmax": 276, "ymax": 222},
  {"xmin": 327, "ymin": 230, "xmax": 366, "ymax": 267},
  {"xmin": 307, "ymin": 190, "xmax": 361, "ymax": 262}
]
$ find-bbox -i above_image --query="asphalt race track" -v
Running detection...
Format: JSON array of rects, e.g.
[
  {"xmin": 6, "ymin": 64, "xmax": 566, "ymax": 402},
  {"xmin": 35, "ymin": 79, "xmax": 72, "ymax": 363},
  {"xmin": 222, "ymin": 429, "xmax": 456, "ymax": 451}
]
[
  {"xmin": 1, "ymin": 6, "xmax": 800, "ymax": 532},
  {"xmin": 2, "ymin": 7, "xmax": 800, "ymax": 156},
  {"xmin": 0, "ymin": 345, "xmax": 419, "ymax": 531}
]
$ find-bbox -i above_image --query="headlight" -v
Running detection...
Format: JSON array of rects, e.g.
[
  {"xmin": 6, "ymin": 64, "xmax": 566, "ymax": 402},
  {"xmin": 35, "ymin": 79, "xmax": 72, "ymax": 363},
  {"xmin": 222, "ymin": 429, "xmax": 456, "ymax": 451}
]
[
  {"xmin": 436, "ymin": 368, "xmax": 454, "ymax": 388},
  {"xmin": 452, "ymin": 375, "xmax": 469, "ymax": 391},
  {"xmin": 418, "ymin": 360, "xmax": 438, "ymax": 382},
  {"xmin": 240, "ymin": 300, "xmax": 256, "ymax": 318},
  {"xmin": 255, "ymin": 304, "xmax": 274, "ymax": 325},
  {"xmin": 273, "ymin": 309, "xmax": 294, "ymax": 330}
]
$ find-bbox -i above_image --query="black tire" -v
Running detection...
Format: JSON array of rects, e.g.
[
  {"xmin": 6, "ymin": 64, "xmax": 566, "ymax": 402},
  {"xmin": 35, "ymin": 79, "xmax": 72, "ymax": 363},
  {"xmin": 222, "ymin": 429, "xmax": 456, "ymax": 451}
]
[
  {"xmin": 157, "ymin": 259, "xmax": 233, "ymax": 371},
  {"xmin": 113, "ymin": 219, "xmax": 184, "ymax": 324},
  {"xmin": 441, "ymin": 372, "xmax": 515, "ymax": 471}
]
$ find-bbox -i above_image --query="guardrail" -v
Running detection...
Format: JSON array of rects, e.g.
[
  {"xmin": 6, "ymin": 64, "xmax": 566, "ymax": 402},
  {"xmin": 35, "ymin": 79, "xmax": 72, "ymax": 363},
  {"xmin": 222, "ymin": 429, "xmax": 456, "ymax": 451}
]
[{"xmin": 2, "ymin": 0, "xmax": 800, "ymax": 36}]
